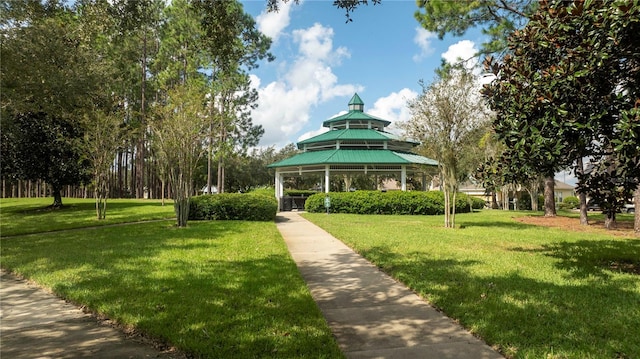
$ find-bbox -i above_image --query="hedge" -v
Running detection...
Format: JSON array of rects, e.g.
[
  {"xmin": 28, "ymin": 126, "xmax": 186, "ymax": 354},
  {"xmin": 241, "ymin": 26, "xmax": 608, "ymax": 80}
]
[
  {"xmin": 189, "ymin": 193, "xmax": 278, "ymax": 221},
  {"xmin": 304, "ymin": 191, "xmax": 484, "ymax": 215},
  {"xmin": 284, "ymin": 190, "xmax": 318, "ymax": 197}
]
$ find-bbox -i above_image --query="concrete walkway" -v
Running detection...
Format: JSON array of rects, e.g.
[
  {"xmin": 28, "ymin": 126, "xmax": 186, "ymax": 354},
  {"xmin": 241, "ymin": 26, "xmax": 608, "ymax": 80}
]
[
  {"xmin": 0, "ymin": 270, "xmax": 183, "ymax": 359},
  {"xmin": 276, "ymin": 211, "xmax": 503, "ymax": 359}
]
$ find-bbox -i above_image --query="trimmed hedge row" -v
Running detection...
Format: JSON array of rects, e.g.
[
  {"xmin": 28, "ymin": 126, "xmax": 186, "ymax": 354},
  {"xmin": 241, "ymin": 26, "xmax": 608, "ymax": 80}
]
[
  {"xmin": 284, "ymin": 190, "xmax": 318, "ymax": 197},
  {"xmin": 304, "ymin": 191, "xmax": 484, "ymax": 215},
  {"xmin": 189, "ymin": 193, "xmax": 278, "ymax": 221}
]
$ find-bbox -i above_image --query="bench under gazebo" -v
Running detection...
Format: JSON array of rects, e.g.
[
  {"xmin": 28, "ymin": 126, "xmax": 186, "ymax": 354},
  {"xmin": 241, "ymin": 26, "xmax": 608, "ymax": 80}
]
[{"xmin": 268, "ymin": 94, "xmax": 438, "ymax": 210}]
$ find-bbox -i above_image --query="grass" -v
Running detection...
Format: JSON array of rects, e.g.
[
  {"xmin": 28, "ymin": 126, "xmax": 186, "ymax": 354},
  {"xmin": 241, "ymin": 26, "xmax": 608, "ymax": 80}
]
[
  {"xmin": 0, "ymin": 199, "xmax": 343, "ymax": 358},
  {"xmin": 302, "ymin": 210, "xmax": 640, "ymax": 359},
  {"xmin": 0, "ymin": 197, "xmax": 175, "ymax": 236}
]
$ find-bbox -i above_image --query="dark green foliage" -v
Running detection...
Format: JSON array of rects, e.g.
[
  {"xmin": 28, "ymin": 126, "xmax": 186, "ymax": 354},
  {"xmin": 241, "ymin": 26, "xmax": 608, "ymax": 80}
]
[
  {"xmin": 284, "ymin": 190, "xmax": 318, "ymax": 197},
  {"xmin": 189, "ymin": 193, "xmax": 277, "ymax": 221},
  {"xmin": 1, "ymin": 112, "xmax": 91, "ymax": 206},
  {"xmin": 563, "ymin": 196, "xmax": 580, "ymax": 209},
  {"xmin": 469, "ymin": 196, "xmax": 486, "ymax": 210},
  {"xmin": 305, "ymin": 191, "xmax": 481, "ymax": 215},
  {"xmin": 414, "ymin": 0, "xmax": 536, "ymax": 55}
]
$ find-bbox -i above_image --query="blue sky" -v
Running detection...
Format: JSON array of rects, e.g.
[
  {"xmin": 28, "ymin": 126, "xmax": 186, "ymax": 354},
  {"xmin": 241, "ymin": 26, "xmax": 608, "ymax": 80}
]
[
  {"xmin": 241, "ymin": 0, "xmax": 487, "ymax": 147},
  {"xmin": 239, "ymin": 0, "xmax": 576, "ymax": 186}
]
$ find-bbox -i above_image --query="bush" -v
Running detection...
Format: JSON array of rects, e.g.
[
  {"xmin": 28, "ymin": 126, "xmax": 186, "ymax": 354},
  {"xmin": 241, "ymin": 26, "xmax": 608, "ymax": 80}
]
[
  {"xmin": 563, "ymin": 196, "xmax": 580, "ymax": 209},
  {"xmin": 284, "ymin": 190, "xmax": 318, "ymax": 197},
  {"xmin": 519, "ymin": 192, "xmax": 532, "ymax": 210},
  {"xmin": 249, "ymin": 187, "xmax": 275, "ymax": 197},
  {"xmin": 304, "ymin": 191, "xmax": 480, "ymax": 215},
  {"xmin": 189, "ymin": 193, "xmax": 278, "ymax": 221},
  {"xmin": 468, "ymin": 196, "xmax": 486, "ymax": 210}
]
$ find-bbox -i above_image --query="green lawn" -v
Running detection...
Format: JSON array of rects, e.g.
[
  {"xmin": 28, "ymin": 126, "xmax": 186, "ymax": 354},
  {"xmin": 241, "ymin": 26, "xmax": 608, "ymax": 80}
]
[
  {"xmin": 302, "ymin": 210, "xmax": 640, "ymax": 359},
  {"xmin": 0, "ymin": 199, "xmax": 343, "ymax": 358},
  {"xmin": 0, "ymin": 197, "xmax": 176, "ymax": 236}
]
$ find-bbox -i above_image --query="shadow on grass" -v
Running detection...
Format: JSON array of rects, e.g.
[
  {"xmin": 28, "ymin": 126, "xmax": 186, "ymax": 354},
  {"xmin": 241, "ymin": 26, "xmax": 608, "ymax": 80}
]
[
  {"xmin": 0, "ymin": 221, "xmax": 342, "ymax": 358},
  {"xmin": 352, "ymin": 245, "xmax": 640, "ymax": 358},
  {"xmin": 513, "ymin": 239, "xmax": 640, "ymax": 278},
  {"xmin": 0, "ymin": 199, "xmax": 175, "ymax": 237},
  {"xmin": 459, "ymin": 220, "xmax": 538, "ymax": 230},
  {"xmin": 1, "ymin": 200, "xmax": 160, "ymax": 215}
]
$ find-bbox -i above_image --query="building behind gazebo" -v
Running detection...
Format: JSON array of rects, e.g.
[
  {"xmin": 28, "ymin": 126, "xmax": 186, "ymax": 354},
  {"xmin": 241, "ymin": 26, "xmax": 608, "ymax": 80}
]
[{"xmin": 268, "ymin": 94, "xmax": 438, "ymax": 210}]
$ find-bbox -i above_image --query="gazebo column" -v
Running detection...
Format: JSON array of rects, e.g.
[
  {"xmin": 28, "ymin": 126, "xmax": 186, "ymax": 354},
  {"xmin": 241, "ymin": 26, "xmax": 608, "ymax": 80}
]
[
  {"xmin": 275, "ymin": 171, "xmax": 283, "ymax": 201},
  {"xmin": 324, "ymin": 165, "xmax": 330, "ymax": 193},
  {"xmin": 401, "ymin": 166, "xmax": 407, "ymax": 191},
  {"xmin": 422, "ymin": 173, "xmax": 427, "ymax": 191}
]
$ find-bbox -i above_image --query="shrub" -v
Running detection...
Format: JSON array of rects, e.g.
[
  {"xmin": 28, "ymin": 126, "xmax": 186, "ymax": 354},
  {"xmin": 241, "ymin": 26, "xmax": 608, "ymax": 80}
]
[
  {"xmin": 538, "ymin": 195, "xmax": 545, "ymax": 211},
  {"xmin": 304, "ymin": 191, "xmax": 479, "ymax": 215},
  {"xmin": 563, "ymin": 196, "xmax": 580, "ymax": 209},
  {"xmin": 284, "ymin": 190, "xmax": 318, "ymax": 197},
  {"xmin": 249, "ymin": 187, "xmax": 275, "ymax": 198},
  {"xmin": 519, "ymin": 192, "xmax": 532, "ymax": 210},
  {"xmin": 189, "ymin": 193, "xmax": 278, "ymax": 221}
]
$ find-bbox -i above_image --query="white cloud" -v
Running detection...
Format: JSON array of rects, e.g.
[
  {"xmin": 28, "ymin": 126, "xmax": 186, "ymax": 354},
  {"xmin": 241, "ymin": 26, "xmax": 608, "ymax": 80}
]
[
  {"xmin": 251, "ymin": 23, "xmax": 363, "ymax": 147},
  {"xmin": 297, "ymin": 126, "xmax": 330, "ymax": 142},
  {"xmin": 442, "ymin": 40, "xmax": 479, "ymax": 70},
  {"xmin": 368, "ymin": 88, "xmax": 419, "ymax": 129},
  {"xmin": 412, "ymin": 27, "xmax": 437, "ymax": 62},
  {"xmin": 256, "ymin": 0, "xmax": 295, "ymax": 43}
]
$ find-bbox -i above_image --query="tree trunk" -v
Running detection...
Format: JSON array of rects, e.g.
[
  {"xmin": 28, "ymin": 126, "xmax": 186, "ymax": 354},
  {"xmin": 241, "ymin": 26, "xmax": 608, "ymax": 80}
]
[
  {"xmin": 343, "ymin": 175, "xmax": 352, "ymax": 192},
  {"xmin": 491, "ymin": 191, "xmax": 499, "ymax": 209},
  {"xmin": 139, "ymin": 30, "xmax": 148, "ymax": 199},
  {"xmin": 95, "ymin": 173, "xmax": 108, "ymax": 220},
  {"xmin": 604, "ymin": 209, "xmax": 617, "ymax": 230},
  {"xmin": 217, "ymin": 157, "xmax": 225, "ymax": 194},
  {"xmin": 444, "ymin": 188, "xmax": 450, "ymax": 227},
  {"xmin": 161, "ymin": 180, "xmax": 166, "ymax": 206},
  {"xmin": 579, "ymin": 191, "xmax": 588, "ymax": 225},
  {"xmin": 174, "ymin": 197, "xmax": 189, "ymax": 227},
  {"xmin": 207, "ymin": 126, "xmax": 213, "ymax": 194},
  {"xmin": 543, "ymin": 176, "xmax": 556, "ymax": 217},
  {"xmin": 451, "ymin": 191, "xmax": 457, "ymax": 228},
  {"xmin": 527, "ymin": 183, "xmax": 539, "ymax": 212},
  {"xmin": 634, "ymin": 186, "xmax": 639, "ymax": 236},
  {"xmin": 576, "ymin": 157, "xmax": 588, "ymax": 225},
  {"xmin": 51, "ymin": 184, "xmax": 63, "ymax": 208}
]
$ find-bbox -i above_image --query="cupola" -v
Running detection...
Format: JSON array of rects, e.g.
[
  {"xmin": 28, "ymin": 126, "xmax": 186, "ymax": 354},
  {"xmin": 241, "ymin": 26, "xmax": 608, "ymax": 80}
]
[{"xmin": 348, "ymin": 93, "xmax": 364, "ymax": 112}]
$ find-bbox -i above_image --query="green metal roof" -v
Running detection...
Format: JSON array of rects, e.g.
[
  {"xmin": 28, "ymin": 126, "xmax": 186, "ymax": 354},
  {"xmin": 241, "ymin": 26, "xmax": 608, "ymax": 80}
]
[
  {"xmin": 323, "ymin": 111, "xmax": 391, "ymax": 127},
  {"xmin": 349, "ymin": 93, "xmax": 364, "ymax": 106},
  {"xmin": 268, "ymin": 149, "xmax": 438, "ymax": 168},
  {"xmin": 297, "ymin": 129, "xmax": 414, "ymax": 145}
]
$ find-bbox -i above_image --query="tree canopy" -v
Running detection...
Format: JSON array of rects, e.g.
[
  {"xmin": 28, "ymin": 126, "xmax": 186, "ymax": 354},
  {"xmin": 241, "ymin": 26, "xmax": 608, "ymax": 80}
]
[
  {"xmin": 482, "ymin": 0, "xmax": 640, "ymax": 226},
  {"xmin": 404, "ymin": 68, "xmax": 492, "ymax": 228}
]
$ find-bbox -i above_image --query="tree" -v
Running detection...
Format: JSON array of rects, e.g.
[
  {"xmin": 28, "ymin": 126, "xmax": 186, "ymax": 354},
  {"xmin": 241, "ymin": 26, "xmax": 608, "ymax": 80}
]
[
  {"xmin": 414, "ymin": 0, "xmax": 536, "ymax": 55},
  {"xmin": 482, "ymin": 0, "xmax": 640, "ymax": 227},
  {"xmin": 154, "ymin": 0, "xmax": 205, "ymax": 88},
  {"xmin": 196, "ymin": 0, "xmax": 273, "ymax": 193},
  {"xmin": 266, "ymin": 0, "xmax": 382, "ymax": 22},
  {"xmin": 1, "ymin": 1, "xmax": 101, "ymax": 207},
  {"xmin": 151, "ymin": 81, "xmax": 208, "ymax": 227},
  {"xmin": 110, "ymin": 0, "xmax": 164, "ymax": 199},
  {"xmin": 83, "ymin": 109, "xmax": 125, "ymax": 219},
  {"xmin": 1, "ymin": 113, "xmax": 91, "ymax": 207},
  {"xmin": 209, "ymin": 70, "xmax": 264, "ymax": 194},
  {"xmin": 403, "ymin": 68, "xmax": 491, "ymax": 228}
]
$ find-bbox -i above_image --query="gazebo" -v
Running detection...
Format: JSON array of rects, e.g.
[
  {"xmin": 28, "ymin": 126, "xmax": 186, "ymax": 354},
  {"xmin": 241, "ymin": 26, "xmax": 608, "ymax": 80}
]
[{"xmin": 268, "ymin": 94, "xmax": 438, "ymax": 209}]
